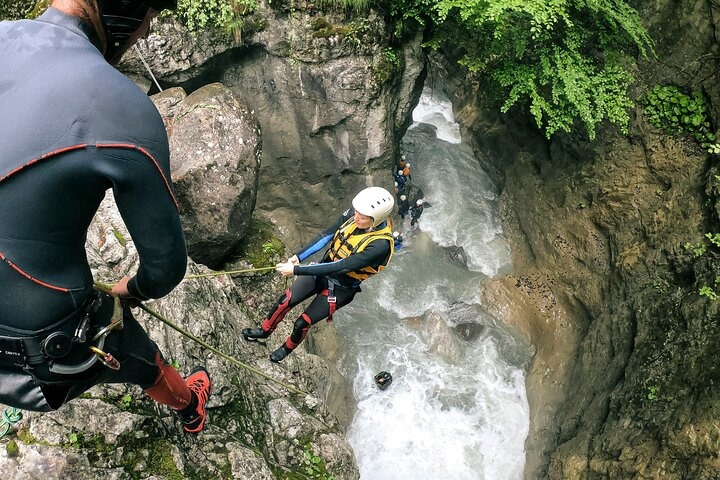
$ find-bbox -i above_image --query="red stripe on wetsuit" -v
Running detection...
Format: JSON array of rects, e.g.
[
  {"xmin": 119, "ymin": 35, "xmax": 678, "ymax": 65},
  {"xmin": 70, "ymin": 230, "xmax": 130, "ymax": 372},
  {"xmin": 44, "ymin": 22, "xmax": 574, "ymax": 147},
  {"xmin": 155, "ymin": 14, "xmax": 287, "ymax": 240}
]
[{"xmin": 0, "ymin": 143, "xmax": 178, "ymax": 292}]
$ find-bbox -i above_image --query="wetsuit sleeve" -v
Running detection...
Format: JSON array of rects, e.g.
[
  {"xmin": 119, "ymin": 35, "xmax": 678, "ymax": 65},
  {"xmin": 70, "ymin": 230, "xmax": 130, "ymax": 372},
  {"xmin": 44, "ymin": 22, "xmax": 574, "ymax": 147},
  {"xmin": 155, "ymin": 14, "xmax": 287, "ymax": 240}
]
[
  {"xmin": 102, "ymin": 148, "xmax": 187, "ymax": 300},
  {"xmin": 295, "ymin": 209, "xmax": 353, "ymax": 262},
  {"xmin": 294, "ymin": 239, "xmax": 391, "ymax": 277}
]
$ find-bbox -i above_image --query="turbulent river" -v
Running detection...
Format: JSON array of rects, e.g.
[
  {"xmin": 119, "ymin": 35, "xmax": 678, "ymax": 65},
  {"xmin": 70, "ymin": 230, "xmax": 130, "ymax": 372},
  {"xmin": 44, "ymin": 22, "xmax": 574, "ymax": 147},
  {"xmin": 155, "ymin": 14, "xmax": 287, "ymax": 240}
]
[{"xmin": 336, "ymin": 87, "xmax": 531, "ymax": 480}]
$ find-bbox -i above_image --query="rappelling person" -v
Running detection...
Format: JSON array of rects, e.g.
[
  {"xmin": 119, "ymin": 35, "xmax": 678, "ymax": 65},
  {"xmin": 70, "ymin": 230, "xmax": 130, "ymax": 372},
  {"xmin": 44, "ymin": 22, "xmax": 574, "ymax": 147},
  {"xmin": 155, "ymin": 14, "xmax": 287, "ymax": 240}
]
[
  {"xmin": 242, "ymin": 187, "xmax": 395, "ymax": 363},
  {"xmin": 0, "ymin": 0, "xmax": 211, "ymax": 432}
]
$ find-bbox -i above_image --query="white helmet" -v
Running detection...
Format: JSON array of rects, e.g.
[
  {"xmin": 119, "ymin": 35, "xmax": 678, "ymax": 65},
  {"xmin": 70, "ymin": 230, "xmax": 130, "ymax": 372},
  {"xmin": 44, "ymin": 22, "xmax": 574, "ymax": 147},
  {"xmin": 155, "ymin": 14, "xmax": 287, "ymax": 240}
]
[
  {"xmin": 405, "ymin": 162, "xmax": 411, "ymax": 167},
  {"xmin": 416, "ymin": 199, "xmax": 424, "ymax": 206},
  {"xmin": 401, "ymin": 155, "xmax": 406, "ymax": 161},
  {"xmin": 392, "ymin": 231, "xmax": 400, "ymax": 238},
  {"xmin": 353, "ymin": 187, "xmax": 395, "ymax": 227},
  {"xmin": 400, "ymin": 195, "xmax": 407, "ymax": 201},
  {"xmin": 397, "ymin": 170, "xmax": 404, "ymax": 176}
]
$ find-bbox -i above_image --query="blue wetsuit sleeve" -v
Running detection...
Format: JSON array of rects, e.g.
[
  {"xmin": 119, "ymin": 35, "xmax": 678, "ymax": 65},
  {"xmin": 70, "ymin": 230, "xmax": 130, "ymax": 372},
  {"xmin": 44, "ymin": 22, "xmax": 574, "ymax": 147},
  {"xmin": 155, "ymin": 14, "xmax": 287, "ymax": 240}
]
[
  {"xmin": 297, "ymin": 233, "xmax": 333, "ymax": 262},
  {"xmin": 294, "ymin": 240, "xmax": 390, "ymax": 277},
  {"xmin": 102, "ymin": 148, "xmax": 187, "ymax": 300},
  {"xmin": 295, "ymin": 209, "xmax": 353, "ymax": 261}
]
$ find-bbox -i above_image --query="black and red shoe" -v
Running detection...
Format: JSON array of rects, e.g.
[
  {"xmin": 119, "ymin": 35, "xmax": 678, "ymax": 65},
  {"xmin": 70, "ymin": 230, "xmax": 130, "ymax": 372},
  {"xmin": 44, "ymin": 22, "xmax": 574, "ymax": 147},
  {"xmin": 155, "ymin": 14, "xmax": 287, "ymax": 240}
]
[
  {"xmin": 179, "ymin": 366, "xmax": 212, "ymax": 433},
  {"xmin": 242, "ymin": 327, "xmax": 270, "ymax": 341}
]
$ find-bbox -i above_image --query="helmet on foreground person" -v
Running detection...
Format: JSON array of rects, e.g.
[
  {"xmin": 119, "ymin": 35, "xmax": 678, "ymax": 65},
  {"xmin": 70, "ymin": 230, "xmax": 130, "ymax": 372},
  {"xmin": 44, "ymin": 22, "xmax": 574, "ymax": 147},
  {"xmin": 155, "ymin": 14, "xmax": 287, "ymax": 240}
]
[
  {"xmin": 97, "ymin": 0, "xmax": 177, "ymax": 62},
  {"xmin": 352, "ymin": 187, "xmax": 395, "ymax": 227}
]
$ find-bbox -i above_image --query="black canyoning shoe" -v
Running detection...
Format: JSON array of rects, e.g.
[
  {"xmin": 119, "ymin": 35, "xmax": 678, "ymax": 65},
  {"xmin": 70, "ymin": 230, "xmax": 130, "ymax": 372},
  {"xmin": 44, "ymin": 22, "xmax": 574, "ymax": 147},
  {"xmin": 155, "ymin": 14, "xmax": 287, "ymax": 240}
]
[
  {"xmin": 269, "ymin": 345, "xmax": 292, "ymax": 363},
  {"xmin": 242, "ymin": 327, "xmax": 270, "ymax": 341},
  {"xmin": 179, "ymin": 366, "xmax": 212, "ymax": 433}
]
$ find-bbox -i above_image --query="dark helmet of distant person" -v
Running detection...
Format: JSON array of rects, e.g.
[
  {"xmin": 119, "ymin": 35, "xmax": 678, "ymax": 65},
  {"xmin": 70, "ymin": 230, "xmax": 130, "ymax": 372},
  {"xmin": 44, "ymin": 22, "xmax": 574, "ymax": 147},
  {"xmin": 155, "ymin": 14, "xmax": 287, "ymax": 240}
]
[
  {"xmin": 373, "ymin": 371, "xmax": 393, "ymax": 390},
  {"xmin": 96, "ymin": 0, "xmax": 177, "ymax": 62}
]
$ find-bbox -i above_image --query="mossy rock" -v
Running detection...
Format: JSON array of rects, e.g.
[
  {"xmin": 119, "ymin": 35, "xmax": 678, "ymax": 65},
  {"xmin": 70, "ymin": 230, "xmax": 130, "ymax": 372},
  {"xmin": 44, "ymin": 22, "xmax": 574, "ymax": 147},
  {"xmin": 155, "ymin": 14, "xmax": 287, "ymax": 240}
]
[
  {"xmin": 5, "ymin": 439, "xmax": 19, "ymax": 458},
  {"xmin": 236, "ymin": 218, "xmax": 285, "ymax": 269}
]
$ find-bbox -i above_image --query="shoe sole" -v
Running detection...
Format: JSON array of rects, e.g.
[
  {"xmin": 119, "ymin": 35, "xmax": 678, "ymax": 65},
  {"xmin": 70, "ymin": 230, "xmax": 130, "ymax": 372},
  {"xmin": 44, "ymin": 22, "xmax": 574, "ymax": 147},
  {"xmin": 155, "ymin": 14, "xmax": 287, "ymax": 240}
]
[{"xmin": 243, "ymin": 335, "xmax": 269, "ymax": 343}]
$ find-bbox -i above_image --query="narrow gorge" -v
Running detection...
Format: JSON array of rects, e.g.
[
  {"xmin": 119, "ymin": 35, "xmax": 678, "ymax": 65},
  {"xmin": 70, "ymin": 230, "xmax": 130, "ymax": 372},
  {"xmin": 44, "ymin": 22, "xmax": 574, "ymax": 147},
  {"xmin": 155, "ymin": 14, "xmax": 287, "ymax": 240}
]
[{"xmin": 1, "ymin": 1, "xmax": 719, "ymax": 479}]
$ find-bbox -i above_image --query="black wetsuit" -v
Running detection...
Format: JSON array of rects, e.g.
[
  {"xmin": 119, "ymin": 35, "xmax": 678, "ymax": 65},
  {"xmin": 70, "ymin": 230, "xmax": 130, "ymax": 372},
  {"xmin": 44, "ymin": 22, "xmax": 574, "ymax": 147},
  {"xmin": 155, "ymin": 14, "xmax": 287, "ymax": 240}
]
[
  {"xmin": 262, "ymin": 208, "xmax": 392, "ymax": 350},
  {"xmin": 0, "ymin": 8, "xmax": 187, "ymax": 411}
]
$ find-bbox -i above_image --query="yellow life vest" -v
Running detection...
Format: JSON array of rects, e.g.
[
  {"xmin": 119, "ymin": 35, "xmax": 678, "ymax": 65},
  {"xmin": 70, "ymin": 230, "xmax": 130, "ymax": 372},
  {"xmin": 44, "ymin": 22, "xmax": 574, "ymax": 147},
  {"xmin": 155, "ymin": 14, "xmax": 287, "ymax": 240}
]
[{"xmin": 327, "ymin": 218, "xmax": 394, "ymax": 281}]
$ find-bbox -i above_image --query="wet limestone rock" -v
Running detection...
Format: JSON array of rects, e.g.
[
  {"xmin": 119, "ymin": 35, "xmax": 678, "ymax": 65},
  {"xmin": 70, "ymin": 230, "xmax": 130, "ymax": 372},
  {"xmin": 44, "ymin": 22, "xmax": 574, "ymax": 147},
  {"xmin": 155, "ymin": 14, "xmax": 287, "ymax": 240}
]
[{"xmin": 155, "ymin": 83, "xmax": 261, "ymax": 267}]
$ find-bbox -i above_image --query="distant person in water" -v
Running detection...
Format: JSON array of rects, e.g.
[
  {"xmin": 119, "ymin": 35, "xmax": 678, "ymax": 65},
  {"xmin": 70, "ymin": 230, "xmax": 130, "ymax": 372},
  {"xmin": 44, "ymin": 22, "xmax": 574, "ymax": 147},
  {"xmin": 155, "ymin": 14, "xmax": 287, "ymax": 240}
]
[
  {"xmin": 397, "ymin": 193, "xmax": 410, "ymax": 219},
  {"xmin": 410, "ymin": 199, "xmax": 432, "ymax": 227},
  {"xmin": 398, "ymin": 155, "xmax": 411, "ymax": 179},
  {"xmin": 393, "ymin": 170, "xmax": 406, "ymax": 192},
  {"xmin": 392, "ymin": 231, "xmax": 404, "ymax": 250},
  {"xmin": 402, "ymin": 162, "xmax": 412, "ymax": 180},
  {"xmin": 242, "ymin": 187, "xmax": 396, "ymax": 363}
]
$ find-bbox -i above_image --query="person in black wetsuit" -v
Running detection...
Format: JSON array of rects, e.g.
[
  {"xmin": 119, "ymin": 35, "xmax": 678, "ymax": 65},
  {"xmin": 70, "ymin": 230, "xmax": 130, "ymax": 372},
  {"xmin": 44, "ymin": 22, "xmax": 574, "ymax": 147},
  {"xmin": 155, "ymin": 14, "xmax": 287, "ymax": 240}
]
[
  {"xmin": 242, "ymin": 187, "xmax": 395, "ymax": 363},
  {"xmin": 410, "ymin": 198, "xmax": 432, "ymax": 227},
  {"xmin": 0, "ymin": 0, "xmax": 211, "ymax": 432}
]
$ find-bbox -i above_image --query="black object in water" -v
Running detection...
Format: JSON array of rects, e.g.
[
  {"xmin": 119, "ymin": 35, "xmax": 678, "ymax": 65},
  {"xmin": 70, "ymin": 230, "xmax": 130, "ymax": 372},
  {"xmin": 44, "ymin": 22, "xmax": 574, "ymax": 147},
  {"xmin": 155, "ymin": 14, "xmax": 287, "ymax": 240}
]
[{"xmin": 374, "ymin": 371, "xmax": 393, "ymax": 390}]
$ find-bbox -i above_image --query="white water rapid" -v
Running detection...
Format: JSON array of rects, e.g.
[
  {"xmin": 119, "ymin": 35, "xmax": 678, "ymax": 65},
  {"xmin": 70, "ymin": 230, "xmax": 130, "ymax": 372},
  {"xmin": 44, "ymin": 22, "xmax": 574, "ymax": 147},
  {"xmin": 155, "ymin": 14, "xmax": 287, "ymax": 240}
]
[{"xmin": 336, "ymin": 86, "xmax": 530, "ymax": 480}]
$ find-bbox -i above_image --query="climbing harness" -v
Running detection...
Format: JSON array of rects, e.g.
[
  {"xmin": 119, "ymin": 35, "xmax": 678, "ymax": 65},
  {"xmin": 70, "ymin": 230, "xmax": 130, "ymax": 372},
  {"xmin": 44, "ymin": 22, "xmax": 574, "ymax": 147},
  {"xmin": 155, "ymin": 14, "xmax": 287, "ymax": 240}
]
[
  {"xmin": 0, "ymin": 291, "xmax": 120, "ymax": 376},
  {"xmin": 0, "ymin": 407, "xmax": 22, "ymax": 438},
  {"xmin": 93, "ymin": 281, "xmax": 307, "ymax": 396},
  {"xmin": 49, "ymin": 292, "xmax": 123, "ymax": 375},
  {"xmin": 320, "ymin": 278, "xmax": 340, "ymax": 323}
]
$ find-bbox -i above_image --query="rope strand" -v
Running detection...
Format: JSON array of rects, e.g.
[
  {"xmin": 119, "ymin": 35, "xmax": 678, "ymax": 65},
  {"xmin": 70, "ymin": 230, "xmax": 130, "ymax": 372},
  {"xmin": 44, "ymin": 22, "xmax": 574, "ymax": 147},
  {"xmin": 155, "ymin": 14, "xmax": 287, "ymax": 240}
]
[
  {"xmin": 183, "ymin": 266, "xmax": 275, "ymax": 280},
  {"xmin": 94, "ymin": 282, "xmax": 307, "ymax": 396}
]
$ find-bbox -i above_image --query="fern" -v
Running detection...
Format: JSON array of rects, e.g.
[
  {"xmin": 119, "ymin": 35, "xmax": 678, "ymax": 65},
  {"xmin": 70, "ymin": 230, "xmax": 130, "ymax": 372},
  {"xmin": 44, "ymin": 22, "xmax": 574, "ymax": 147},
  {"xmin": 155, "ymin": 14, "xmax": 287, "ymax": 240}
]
[{"xmin": 395, "ymin": 0, "xmax": 654, "ymax": 139}]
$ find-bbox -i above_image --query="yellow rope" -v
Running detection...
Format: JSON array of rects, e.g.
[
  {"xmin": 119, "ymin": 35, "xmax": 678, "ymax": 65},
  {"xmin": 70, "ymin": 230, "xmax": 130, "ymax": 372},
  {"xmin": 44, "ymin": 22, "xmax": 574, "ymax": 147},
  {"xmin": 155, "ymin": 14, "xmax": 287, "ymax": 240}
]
[
  {"xmin": 94, "ymin": 281, "xmax": 307, "ymax": 396},
  {"xmin": 183, "ymin": 266, "xmax": 276, "ymax": 280}
]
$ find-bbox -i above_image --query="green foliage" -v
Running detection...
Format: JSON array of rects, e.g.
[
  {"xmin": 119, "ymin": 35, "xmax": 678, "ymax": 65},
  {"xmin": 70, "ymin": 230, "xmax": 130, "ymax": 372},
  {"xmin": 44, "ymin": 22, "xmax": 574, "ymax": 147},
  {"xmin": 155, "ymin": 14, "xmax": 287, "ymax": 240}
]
[
  {"xmin": 0, "ymin": 0, "xmax": 49, "ymax": 20},
  {"xmin": 238, "ymin": 218, "xmax": 284, "ymax": 269},
  {"xmin": 68, "ymin": 432, "xmax": 82, "ymax": 446},
  {"xmin": 684, "ymin": 240, "xmax": 707, "ymax": 258},
  {"xmin": 5, "ymin": 439, "xmax": 19, "ymax": 458},
  {"xmin": 683, "ymin": 234, "xmax": 720, "ymax": 301},
  {"xmin": 120, "ymin": 394, "xmax": 134, "ymax": 410},
  {"xmin": 174, "ymin": 0, "xmax": 257, "ymax": 38},
  {"xmin": 112, "ymin": 229, "xmax": 127, "ymax": 247},
  {"xmin": 391, "ymin": 0, "xmax": 654, "ymax": 139},
  {"xmin": 373, "ymin": 47, "xmax": 403, "ymax": 85},
  {"xmin": 315, "ymin": 0, "xmax": 371, "ymax": 11},
  {"xmin": 699, "ymin": 285, "xmax": 718, "ymax": 300},
  {"xmin": 0, "ymin": 0, "xmax": 34, "ymax": 20},
  {"xmin": 643, "ymin": 85, "xmax": 718, "ymax": 153},
  {"xmin": 300, "ymin": 444, "xmax": 335, "ymax": 480},
  {"xmin": 706, "ymin": 233, "xmax": 720, "ymax": 249},
  {"xmin": 262, "ymin": 242, "xmax": 280, "ymax": 255},
  {"xmin": 647, "ymin": 385, "xmax": 659, "ymax": 400},
  {"xmin": 652, "ymin": 277, "xmax": 669, "ymax": 294}
]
